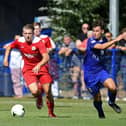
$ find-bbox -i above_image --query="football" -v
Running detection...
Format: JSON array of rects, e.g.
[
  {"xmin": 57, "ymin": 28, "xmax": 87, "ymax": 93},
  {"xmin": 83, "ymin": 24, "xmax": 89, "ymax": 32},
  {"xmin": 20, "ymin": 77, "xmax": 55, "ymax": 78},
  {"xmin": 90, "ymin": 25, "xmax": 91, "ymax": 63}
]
[{"xmin": 11, "ymin": 104, "xmax": 25, "ymax": 117}]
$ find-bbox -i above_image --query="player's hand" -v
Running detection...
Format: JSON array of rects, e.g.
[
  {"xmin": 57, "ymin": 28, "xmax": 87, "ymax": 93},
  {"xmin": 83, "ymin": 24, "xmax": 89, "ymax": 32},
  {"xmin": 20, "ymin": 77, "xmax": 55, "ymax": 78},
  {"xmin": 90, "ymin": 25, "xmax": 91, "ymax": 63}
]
[
  {"xmin": 3, "ymin": 60, "xmax": 9, "ymax": 67},
  {"xmin": 32, "ymin": 64, "xmax": 41, "ymax": 74},
  {"xmin": 116, "ymin": 46, "xmax": 126, "ymax": 51},
  {"xmin": 115, "ymin": 34, "xmax": 123, "ymax": 42},
  {"xmin": 122, "ymin": 32, "xmax": 126, "ymax": 40}
]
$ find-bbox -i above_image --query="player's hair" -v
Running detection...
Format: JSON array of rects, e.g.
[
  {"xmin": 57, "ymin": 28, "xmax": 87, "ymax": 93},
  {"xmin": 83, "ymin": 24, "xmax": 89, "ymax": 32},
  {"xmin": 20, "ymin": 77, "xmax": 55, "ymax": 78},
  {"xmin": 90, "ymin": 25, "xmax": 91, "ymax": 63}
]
[
  {"xmin": 105, "ymin": 32, "xmax": 112, "ymax": 37},
  {"xmin": 23, "ymin": 24, "xmax": 34, "ymax": 31},
  {"xmin": 14, "ymin": 34, "xmax": 21, "ymax": 40},
  {"xmin": 92, "ymin": 20, "xmax": 105, "ymax": 30},
  {"xmin": 121, "ymin": 27, "xmax": 126, "ymax": 34},
  {"xmin": 33, "ymin": 22, "xmax": 41, "ymax": 27}
]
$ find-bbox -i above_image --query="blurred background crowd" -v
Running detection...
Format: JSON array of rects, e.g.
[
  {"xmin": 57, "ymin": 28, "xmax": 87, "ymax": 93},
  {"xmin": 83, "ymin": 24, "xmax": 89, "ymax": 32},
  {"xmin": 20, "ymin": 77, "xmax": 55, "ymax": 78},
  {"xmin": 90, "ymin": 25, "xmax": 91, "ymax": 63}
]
[{"xmin": 0, "ymin": 0, "xmax": 126, "ymax": 101}]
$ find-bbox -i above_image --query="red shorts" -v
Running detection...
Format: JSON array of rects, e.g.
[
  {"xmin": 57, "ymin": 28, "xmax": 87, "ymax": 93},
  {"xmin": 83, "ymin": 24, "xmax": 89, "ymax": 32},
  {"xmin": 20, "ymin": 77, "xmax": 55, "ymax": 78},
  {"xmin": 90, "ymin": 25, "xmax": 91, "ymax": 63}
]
[{"xmin": 23, "ymin": 70, "xmax": 53, "ymax": 86}]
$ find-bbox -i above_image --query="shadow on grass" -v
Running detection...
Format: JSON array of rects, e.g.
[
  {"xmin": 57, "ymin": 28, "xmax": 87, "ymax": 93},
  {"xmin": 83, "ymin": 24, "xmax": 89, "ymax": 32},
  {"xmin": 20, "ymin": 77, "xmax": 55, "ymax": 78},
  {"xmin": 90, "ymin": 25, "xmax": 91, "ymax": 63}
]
[
  {"xmin": 38, "ymin": 115, "xmax": 71, "ymax": 118},
  {"xmin": 55, "ymin": 105, "xmax": 72, "ymax": 108},
  {"xmin": 0, "ymin": 109, "xmax": 10, "ymax": 111},
  {"xmin": 119, "ymin": 117, "xmax": 126, "ymax": 120}
]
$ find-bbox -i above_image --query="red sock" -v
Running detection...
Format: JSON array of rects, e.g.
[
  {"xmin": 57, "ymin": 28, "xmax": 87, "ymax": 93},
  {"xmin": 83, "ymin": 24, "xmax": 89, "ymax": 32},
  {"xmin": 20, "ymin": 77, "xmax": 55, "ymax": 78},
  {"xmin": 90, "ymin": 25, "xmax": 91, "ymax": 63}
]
[{"xmin": 46, "ymin": 101, "xmax": 56, "ymax": 117}]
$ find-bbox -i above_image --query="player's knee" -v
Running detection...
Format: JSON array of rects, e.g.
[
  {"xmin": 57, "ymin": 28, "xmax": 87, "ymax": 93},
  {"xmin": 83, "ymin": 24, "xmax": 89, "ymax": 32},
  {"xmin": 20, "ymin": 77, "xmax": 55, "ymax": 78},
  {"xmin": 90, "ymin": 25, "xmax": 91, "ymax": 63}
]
[
  {"xmin": 31, "ymin": 89, "xmax": 38, "ymax": 96},
  {"xmin": 46, "ymin": 92, "xmax": 52, "ymax": 99},
  {"xmin": 28, "ymin": 83, "xmax": 38, "ymax": 96},
  {"xmin": 109, "ymin": 86, "xmax": 116, "ymax": 92},
  {"xmin": 94, "ymin": 93, "xmax": 101, "ymax": 101}
]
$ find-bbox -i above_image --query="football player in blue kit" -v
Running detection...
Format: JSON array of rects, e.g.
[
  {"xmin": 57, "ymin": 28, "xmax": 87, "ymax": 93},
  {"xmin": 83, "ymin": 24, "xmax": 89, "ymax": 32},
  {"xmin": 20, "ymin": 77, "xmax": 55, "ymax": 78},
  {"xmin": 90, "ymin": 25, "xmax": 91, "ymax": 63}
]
[{"xmin": 83, "ymin": 20, "xmax": 126, "ymax": 118}]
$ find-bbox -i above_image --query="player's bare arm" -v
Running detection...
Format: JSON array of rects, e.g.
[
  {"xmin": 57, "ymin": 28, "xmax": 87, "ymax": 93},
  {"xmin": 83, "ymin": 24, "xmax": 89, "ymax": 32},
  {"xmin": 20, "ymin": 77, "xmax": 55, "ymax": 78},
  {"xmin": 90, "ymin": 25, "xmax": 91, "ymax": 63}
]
[
  {"xmin": 65, "ymin": 48, "xmax": 72, "ymax": 56},
  {"xmin": 116, "ymin": 45, "xmax": 126, "ymax": 51},
  {"xmin": 32, "ymin": 53, "xmax": 50, "ymax": 74},
  {"xmin": 116, "ymin": 29, "xmax": 126, "ymax": 50},
  {"xmin": 58, "ymin": 47, "xmax": 66, "ymax": 55},
  {"xmin": 94, "ymin": 34, "xmax": 124, "ymax": 50},
  {"xmin": 3, "ymin": 45, "xmax": 12, "ymax": 66}
]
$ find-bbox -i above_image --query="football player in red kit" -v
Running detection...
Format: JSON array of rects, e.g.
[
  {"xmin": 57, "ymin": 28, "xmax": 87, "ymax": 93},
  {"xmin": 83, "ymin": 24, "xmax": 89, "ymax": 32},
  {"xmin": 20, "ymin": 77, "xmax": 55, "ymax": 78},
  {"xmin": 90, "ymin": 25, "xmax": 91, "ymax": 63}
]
[
  {"xmin": 33, "ymin": 22, "xmax": 55, "ymax": 52},
  {"xmin": 33, "ymin": 22, "xmax": 56, "ymax": 109},
  {"xmin": 3, "ymin": 24, "xmax": 56, "ymax": 117}
]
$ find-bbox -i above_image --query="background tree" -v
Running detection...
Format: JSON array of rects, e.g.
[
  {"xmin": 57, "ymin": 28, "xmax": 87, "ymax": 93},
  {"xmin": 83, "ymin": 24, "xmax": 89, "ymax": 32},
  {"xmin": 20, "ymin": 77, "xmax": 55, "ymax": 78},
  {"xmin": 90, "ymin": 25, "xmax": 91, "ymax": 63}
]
[
  {"xmin": 120, "ymin": 0, "xmax": 126, "ymax": 31},
  {"xmin": 39, "ymin": 0, "xmax": 125, "ymax": 41}
]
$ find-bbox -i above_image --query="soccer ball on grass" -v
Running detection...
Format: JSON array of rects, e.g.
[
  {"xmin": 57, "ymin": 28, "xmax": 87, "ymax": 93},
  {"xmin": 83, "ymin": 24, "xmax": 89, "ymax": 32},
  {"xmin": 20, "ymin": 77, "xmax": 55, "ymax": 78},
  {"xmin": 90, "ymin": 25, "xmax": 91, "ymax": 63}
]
[{"xmin": 11, "ymin": 104, "xmax": 25, "ymax": 117}]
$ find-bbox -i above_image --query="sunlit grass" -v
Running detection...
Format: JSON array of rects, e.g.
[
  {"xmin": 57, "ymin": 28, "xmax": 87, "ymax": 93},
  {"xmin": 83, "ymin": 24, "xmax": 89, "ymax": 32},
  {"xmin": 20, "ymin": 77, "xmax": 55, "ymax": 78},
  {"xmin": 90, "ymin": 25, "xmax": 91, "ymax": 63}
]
[{"xmin": 0, "ymin": 97, "xmax": 126, "ymax": 126}]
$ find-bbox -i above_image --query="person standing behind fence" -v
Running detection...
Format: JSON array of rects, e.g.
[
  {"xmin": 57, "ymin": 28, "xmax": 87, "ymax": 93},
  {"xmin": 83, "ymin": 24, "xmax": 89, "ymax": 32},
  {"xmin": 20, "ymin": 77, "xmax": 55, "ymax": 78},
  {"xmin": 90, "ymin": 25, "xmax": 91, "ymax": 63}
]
[
  {"xmin": 83, "ymin": 20, "xmax": 125, "ymax": 118},
  {"xmin": 76, "ymin": 23, "xmax": 90, "ymax": 99},
  {"xmin": 58, "ymin": 35, "xmax": 82, "ymax": 99},
  {"xmin": 77, "ymin": 23, "xmax": 89, "ymax": 42},
  {"xmin": 3, "ymin": 35, "xmax": 23, "ymax": 98},
  {"xmin": 76, "ymin": 30, "xmax": 93, "ymax": 100},
  {"xmin": 105, "ymin": 32, "xmax": 121, "ymax": 100},
  {"xmin": 116, "ymin": 28, "xmax": 126, "ymax": 101},
  {"xmin": 76, "ymin": 30, "xmax": 93, "ymax": 52}
]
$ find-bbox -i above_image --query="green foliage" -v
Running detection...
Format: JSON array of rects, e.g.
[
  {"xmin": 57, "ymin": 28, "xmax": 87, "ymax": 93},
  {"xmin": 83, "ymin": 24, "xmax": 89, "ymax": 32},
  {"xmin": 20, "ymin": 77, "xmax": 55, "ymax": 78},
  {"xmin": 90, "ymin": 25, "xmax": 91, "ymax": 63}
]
[
  {"xmin": 40, "ymin": 0, "xmax": 125, "ymax": 40},
  {"xmin": 46, "ymin": 0, "xmax": 108, "ymax": 40},
  {"xmin": 120, "ymin": 0, "xmax": 126, "ymax": 30}
]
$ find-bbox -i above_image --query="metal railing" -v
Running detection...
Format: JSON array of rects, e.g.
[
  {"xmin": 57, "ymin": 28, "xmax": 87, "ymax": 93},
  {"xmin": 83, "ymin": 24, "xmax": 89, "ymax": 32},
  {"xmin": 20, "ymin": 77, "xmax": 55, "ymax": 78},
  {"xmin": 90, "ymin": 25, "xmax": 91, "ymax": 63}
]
[{"xmin": 0, "ymin": 48, "xmax": 125, "ymax": 97}]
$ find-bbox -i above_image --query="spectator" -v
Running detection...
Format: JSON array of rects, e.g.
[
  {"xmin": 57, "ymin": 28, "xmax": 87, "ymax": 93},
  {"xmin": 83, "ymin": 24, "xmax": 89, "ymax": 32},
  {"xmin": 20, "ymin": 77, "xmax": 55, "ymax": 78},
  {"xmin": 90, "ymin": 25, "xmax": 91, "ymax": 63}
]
[
  {"xmin": 76, "ymin": 30, "xmax": 93, "ymax": 52},
  {"xmin": 3, "ymin": 35, "xmax": 24, "ymax": 98},
  {"xmin": 77, "ymin": 23, "xmax": 89, "ymax": 41},
  {"xmin": 116, "ymin": 28, "xmax": 126, "ymax": 101},
  {"xmin": 76, "ymin": 23, "xmax": 91, "ymax": 99},
  {"xmin": 105, "ymin": 32, "xmax": 120, "ymax": 81},
  {"xmin": 58, "ymin": 35, "xmax": 82, "ymax": 99},
  {"xmin": 76, "ymin": 30, "xmax": 94, "ymax": 100},
  {"xmin": 105, "ymin": 32, "xmax": 113, "ymax": 41},
  {"xmin": 76, "ymin": 23, "xmax": 90, "ymax": 51},
  {"xmin": 105, "ymin": 32, "xmax": 122, "ymax": 101}
]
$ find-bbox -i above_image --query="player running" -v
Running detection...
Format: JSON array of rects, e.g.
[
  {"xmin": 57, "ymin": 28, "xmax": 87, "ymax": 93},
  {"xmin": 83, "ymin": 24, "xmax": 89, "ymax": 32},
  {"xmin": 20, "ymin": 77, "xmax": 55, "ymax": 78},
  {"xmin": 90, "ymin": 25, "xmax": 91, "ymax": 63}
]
[
  {"xmin": 3, "ymin": 24, "xmax": 56, "ymax": 117},
  {"xmin": 83, "ymin": 20, "xmax": 126, "ymax": 118},
  {"xmin": 33, "ymin": 22, "xmax": 56, "ymax": 109},
  {"xmin": 33, "ymin": 22, "xmax": 55, "ymax": 52}
]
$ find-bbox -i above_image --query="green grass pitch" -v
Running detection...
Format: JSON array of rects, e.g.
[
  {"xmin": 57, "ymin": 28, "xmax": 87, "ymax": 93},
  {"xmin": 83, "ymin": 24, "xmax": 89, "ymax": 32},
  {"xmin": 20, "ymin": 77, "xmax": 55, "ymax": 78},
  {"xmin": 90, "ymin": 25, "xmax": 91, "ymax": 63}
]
[{"xmin": 0, "ymin": 97, "xmax": 126, "ymax": 126}]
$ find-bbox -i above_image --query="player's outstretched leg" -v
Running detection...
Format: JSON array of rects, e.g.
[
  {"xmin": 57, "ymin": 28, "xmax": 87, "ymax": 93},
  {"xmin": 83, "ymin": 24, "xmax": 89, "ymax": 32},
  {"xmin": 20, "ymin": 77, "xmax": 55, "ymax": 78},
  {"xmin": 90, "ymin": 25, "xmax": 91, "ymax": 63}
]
[
  {"xmin": 36, "ymin": 83, "xmax": 44, "ymax": 109},
  {"xmin": 43, "ymin": 83, "xmax": 57, "ymax": 117},
  {"xmin": 28, "ymin": 82, "xmax": 43, "ymax": 109},
  {"xmin": 108, "ymin": 91, "xmax": 121, "ymax": 113},
  {"xmin": 93, "ymin": 101, "xmax": 105, "ymax": 119},
  {"xmin": 46, "ymin": 100, "xmax": 56, "ymax": 118},
  {"xmin": 36, "ymin": 94, "xmax": 42, "ymax": 109}
]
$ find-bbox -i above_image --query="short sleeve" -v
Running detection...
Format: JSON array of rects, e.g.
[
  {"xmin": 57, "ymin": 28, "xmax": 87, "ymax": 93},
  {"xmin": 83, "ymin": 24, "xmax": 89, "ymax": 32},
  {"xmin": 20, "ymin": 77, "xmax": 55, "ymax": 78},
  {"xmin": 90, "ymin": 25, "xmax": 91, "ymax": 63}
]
[
  {"xmin": 38, "ymin": 41, "xmax": 47, "ymax": 54},
  {"xmin": 10, "ymin": 40, "xmax": 19, "ymax": 49},
  {"xmin": 88, "ymin": 38, "xmax": 97, "ymax": 49},
  {"xmin": 69, "ymin": 42, "xmax": 76, "ymax": 49},
  {"xmin": 42, "ymin": 37, "xmax": 52, "ymax": 48}
]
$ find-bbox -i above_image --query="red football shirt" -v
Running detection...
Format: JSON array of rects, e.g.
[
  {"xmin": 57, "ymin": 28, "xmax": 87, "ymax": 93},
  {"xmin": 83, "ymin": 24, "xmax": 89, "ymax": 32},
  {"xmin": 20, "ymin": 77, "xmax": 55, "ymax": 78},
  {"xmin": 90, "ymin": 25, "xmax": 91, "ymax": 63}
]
[
  {"xmin": 40, "ymin": 35, "xmax": 55, "ymax": 49},
  {"xmin": 40, "ymin": 35, "xmax": 52, "ymax": 48},
  {"xmin": 10, "ymin": 37, "xmax": 48, "ymax": 73},
  {"xmin": 79, "ymin": 38, "xmax": 88, "ymax": 48}
]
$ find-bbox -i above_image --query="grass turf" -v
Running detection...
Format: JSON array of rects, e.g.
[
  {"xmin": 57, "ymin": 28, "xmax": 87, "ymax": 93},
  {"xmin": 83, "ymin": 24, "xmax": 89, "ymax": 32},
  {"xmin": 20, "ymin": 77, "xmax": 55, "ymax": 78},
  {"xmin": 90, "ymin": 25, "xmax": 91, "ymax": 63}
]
[{"xmin": 0, "ymin": 97, "xmax": 126, "ymax": 126}]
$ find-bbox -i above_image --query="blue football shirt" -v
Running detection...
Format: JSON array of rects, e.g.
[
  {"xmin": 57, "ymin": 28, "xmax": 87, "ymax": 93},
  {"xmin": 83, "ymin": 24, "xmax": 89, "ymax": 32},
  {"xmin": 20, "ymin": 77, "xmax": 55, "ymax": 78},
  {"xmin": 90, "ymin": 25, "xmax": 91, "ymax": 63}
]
[{"xmin": 83, "ymin": 37, "xmax": 107, "ymax": 73}]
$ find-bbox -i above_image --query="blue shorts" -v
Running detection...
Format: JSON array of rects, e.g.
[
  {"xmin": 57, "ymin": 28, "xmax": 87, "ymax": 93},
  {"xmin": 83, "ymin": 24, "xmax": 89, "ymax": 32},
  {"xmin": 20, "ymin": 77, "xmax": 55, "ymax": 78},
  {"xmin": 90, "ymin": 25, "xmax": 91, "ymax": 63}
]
[{"xmin": 84, "ymin": 70, "xmax": 111, "ymax": 96}]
